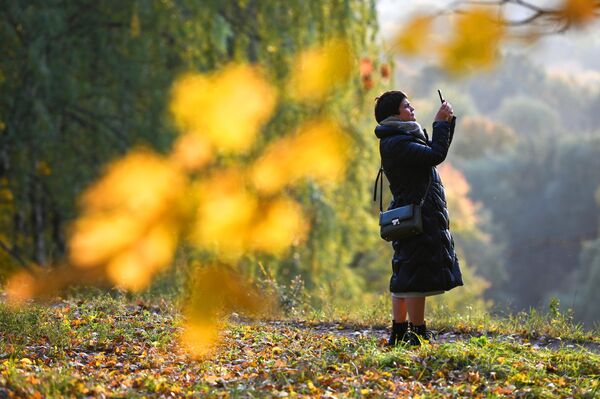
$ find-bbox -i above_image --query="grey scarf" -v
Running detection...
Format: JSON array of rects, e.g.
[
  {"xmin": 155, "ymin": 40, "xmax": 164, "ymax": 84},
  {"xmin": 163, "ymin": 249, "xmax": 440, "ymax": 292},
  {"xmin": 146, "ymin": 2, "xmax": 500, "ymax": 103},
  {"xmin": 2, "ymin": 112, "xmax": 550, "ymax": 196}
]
[{"xmin": 380, "ymin": 116, "xmax": 427, "ymax": 144}]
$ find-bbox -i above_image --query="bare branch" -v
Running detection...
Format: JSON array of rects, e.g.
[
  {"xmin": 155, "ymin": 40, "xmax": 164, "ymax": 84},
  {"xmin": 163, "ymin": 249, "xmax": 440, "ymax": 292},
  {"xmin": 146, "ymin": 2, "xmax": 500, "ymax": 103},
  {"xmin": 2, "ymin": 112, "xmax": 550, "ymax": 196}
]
[{"xmin": 440, "ymin": 0, "xmax": 600, "ymax": 35}]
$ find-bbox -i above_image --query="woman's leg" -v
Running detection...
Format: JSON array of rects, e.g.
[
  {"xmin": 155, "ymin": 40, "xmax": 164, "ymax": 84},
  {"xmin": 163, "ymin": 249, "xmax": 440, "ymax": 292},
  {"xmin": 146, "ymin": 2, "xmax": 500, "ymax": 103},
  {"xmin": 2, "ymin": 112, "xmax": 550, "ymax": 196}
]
[
  {"xmin": 406, "ymin": 297, "xmax": 425, "ymax": 325},
  {"xmin": 392, "ymin": 296, "xmax": 407, "ymax": 321},
  {"xmin": 388, "ymin": 297, "xmax": 409, "ymax": 346}
]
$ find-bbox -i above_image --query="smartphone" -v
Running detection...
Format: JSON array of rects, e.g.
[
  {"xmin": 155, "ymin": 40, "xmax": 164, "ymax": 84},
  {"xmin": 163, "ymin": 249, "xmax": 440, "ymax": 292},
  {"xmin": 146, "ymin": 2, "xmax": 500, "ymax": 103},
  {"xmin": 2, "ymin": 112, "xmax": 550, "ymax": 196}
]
[{"xmin": 437, "ymin": 89, "xmax": 445, "ymax": 104}]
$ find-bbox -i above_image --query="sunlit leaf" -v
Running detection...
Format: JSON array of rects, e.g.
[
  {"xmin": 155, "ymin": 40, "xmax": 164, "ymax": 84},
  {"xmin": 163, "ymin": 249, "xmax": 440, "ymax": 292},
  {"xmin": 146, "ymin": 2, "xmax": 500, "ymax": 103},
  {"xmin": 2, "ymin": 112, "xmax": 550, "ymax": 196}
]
[
  {"xmin": 170, "ymin": 132, "xmax": 213, "ymax": 172},
  {"xmin": 440, "ymin": 7, "xmax": 506, "ymax": 74},
  {"xmin": 170, "ymin": 64, "xmax": 277, "ymax": 153},
  {"xmin": 558, "ymin": 0, "xmax": 599, "ymax": 26},
  {"xmin": 251, "ymin": 118, "xmax": 350, "ymax": 194},
  {"xmin": 249, "ymin": 197, "xmax": 308, "ymax": 253},
  {"xmin": 106, "ymin": 250, "xmax": 151, "ymax": 292},
  {"xmin": 80, "ymin": 149, "xmax": 185, "ymax": 224},
  {"xmin": 359, "ymin": 57, "xmax": 373, "ymax": 78},
  {"xmin": 188, "ymin": 265, "xmax": 264, "ymax": 319},
  {"xmin": 69, "ymin": 214, "xmax": 142, "ymax": 268},
  {"xmin": 191, "ymin": 169, "xmax": 258, "ymax": 257},
  {"xmin": 180, "ymin": 322, "xmax": 219, "ymax": 358},
  {"xmin": 394, "ymin": 14, "xmax": 434, "ymax": 55},
  {"xmin": 288, "ymin": 39, "xmax": 353, "ymax": 101},
  {"xmin": 105, "ymin": 222, "xmax": 178, "ymax": 291},
  {"xmin": 4, "ymin": 271, "xmax": 36, "ymax": 306},
  {"xmin": 182, "ymin": 265, "xmax": 265, "ymax": 358},
  {"xmin": 70, "ymin": 148, "xmax": 183, "ymax": 289}
]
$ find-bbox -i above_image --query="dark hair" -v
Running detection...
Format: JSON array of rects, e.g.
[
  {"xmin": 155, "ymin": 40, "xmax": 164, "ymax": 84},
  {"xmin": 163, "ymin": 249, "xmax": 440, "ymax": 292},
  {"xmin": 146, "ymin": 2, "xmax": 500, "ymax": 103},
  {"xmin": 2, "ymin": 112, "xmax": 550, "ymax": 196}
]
[{"xmin": 374, "ymin": 90, "xmax": 406, "ymax": 123}]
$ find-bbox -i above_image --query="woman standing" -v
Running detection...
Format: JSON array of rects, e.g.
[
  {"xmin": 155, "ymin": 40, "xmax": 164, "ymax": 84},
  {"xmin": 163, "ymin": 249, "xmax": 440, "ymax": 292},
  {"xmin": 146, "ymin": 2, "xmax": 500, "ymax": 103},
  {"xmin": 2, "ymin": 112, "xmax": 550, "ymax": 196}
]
[{"xmin": 374, "ymin": 91, "xmax": 463, "ymax": 346}]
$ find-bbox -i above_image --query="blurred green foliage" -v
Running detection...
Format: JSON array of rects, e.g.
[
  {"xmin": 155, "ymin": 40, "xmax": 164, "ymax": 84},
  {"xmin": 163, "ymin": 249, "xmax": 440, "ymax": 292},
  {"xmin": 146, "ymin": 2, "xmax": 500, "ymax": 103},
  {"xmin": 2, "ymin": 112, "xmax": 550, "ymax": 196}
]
[{"xmin": 2, "ymin": 1, "xmax": 414, "ymax": 313}]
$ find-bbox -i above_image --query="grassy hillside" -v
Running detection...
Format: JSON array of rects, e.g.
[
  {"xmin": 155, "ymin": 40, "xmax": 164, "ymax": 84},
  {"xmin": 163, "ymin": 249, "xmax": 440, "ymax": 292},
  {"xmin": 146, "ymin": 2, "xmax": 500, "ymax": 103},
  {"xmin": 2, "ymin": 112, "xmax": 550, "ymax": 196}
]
[{"xmin": 0, "ymin": 294, "xmax": 598, "ymax": 398}]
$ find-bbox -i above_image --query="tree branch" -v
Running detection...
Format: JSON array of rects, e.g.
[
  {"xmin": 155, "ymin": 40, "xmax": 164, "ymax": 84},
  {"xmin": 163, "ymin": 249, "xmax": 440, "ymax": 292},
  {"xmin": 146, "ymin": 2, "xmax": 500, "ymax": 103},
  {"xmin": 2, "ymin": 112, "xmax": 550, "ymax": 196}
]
[
  {"xmin": 442, "ymin": 0, "xmax": 600, "ymax": 35},
  {"xmin": 0, "ymin": 239, "xmax": 32, "ymax": 270}
]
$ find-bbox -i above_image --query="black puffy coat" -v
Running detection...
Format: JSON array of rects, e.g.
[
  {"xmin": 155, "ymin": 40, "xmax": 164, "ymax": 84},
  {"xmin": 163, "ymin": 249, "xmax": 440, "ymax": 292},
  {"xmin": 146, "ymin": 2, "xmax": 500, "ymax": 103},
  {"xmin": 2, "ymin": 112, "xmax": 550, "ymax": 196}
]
[{"xmin": 375, "ymin": 118, "xmax": 463, "ymax": 294}]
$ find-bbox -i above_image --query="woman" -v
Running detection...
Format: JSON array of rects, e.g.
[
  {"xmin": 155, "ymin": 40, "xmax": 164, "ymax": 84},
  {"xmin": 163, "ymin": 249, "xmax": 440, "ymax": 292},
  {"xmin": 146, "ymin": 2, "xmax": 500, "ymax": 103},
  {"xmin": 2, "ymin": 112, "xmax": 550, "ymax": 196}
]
[{"xmin": 374, "ymin": 90, "xmax": 463, "ymax": 346}]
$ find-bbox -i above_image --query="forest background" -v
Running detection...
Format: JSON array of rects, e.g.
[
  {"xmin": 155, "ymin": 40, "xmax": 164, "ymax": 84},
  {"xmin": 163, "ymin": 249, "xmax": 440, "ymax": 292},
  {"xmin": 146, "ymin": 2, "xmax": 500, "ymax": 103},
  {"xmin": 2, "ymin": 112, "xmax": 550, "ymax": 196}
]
[{"xmin": 1, "ymin": 0, "xmax": 600, "ymax": 330}]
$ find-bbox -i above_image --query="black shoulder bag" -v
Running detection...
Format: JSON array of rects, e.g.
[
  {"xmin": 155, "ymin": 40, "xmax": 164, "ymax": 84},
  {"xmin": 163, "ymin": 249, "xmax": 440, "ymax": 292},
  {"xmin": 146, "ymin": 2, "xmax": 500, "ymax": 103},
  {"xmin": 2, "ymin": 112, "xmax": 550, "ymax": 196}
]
[{"xmin": 373, "ymin": 166, "xmax": 432, "ymax": 241}]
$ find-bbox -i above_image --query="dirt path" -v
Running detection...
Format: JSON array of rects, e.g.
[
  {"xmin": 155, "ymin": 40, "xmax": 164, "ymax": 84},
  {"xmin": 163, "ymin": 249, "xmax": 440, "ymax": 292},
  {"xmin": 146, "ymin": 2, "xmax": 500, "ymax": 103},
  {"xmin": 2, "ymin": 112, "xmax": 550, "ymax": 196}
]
[{"xmin": 254, "ymin": 319, "xmax": 600, "ymax": 354}]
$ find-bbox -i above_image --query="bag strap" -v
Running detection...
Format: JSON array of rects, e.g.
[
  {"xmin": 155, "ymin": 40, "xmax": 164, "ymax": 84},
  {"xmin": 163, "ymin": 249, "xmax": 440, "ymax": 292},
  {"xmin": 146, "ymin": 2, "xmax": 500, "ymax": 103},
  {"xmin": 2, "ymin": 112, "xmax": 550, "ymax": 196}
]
[
  {"xmin": 373, "ymin": 165, "xmax": 433, "ymax": 211},
  {"xmin": 373, "ymin": 128, "xmax": 433, "ymax": 212},
  {"xmin": 373, "ymin": 164, "xmax": 384, "ymax": 212}
]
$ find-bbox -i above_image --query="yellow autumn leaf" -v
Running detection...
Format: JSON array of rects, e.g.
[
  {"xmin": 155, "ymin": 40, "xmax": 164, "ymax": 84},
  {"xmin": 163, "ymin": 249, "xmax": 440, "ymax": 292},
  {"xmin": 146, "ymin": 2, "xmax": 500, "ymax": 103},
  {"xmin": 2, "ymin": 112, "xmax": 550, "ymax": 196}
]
[
  {"xmin": 69, "ymin": 213, "xmax": 142, "ymax": 268},
  {"xmin": 248, "ymin": 196, "xmax": 308, "ymax": 253},
  {"xmin": 559, "ymin": 0, "xmax": 598, "ymax": 26},
  {"xmin": 69, "ymin": 149, "xmax": 183, "ymax": 272},
  {"xmin": 189, "ymin": 265, "xmax": 265, "ymax": 318},
  {"xmin": 106, "ymin": 250, "xmax": 151, "ymax": 292},
  {"xmin": 170, "ymin": 64, "xmax": 277, "ymax": 153},
  {"xmin": 80, "ymin": 148, "xmax": 185, "ymax": 224},
  {"xmin": 170, "ymin": 131, "xmax": 213, "ymax": 172},
  {"xmin": 180, "ymin": 322, "xmax": 219, "ymax": 358},
  {"xmin": 134, "ymin": 222, "xmax": 178, "ymax": 270},
  {"xmin": 394, "ymin": 14, "xmax": 434, "ymax": 55},
  {"xmin": 182, "ymin": 265, "xmax": 265, "ymax": 358},
  {"xmin": 105, "ymin": 222, "xmax": 178, "ymax": 291},
  {"xmin": 191, "ymin": 169, "xmax": 258, "ymax": 257},
  {"xmin": 440, "ymin": 7, "xmax": 505, "ymax": 74},
  {"xmin": 251, "ymin": 118, "xmax": 350, "ymax": 194},
  {"xmin": 288, "ymin": 38, "xmax": 353, "ymax": 101},
  {"xmin": 4, "ymin": 271, "xmax": 36, "ymax": 306}
]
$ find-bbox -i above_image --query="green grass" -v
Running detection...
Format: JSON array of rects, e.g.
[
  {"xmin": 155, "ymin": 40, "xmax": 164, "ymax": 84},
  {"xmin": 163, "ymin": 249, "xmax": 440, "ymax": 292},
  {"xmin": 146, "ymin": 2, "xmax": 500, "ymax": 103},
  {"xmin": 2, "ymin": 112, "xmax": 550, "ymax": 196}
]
[{"xmin": 0, "ymin": 292, "xmax": 598, "ymax": 398}]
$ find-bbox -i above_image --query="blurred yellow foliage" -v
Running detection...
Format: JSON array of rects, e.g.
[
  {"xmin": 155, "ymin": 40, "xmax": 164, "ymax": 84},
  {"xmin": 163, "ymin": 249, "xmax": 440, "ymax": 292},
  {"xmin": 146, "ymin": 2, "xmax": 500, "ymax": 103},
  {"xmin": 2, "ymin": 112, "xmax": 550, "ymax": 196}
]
[
  {"xmin": 438, "ymin": 163, "xmax": 481, "ymax": 235},
  {"xmin": 182, "ymin": 265, "xmax": 265, "ymax": 357},
  {"xmin": 288, "ymin": 39, "xmax": 353, "ymax": 101},
  {"xmin": 394, "ymin": 14, "xmax": 433, "ymax": 55},
  {"xmin": 251, "ymin": 118, "xmax": 350, "ymax": 194},
  {"xmin": 106, "ymin": 222, "xmax": 178, "ymax": 291},
  {"xmin": 36, "ymin": 161, "xmax": 52, "ymax": 176},
  {"xmin": 180, "ymin": 322, "xmax": 219, "ymax": 358},
  {"xmin": 170, "ymin": 132, "xmax": 213, "ymax": 172},
  {"xmin": 559, "ymin": 0, "xmax": 598, "ymax": 26},
  {"xmin": 13, "ymin": 40, "xmax": 355, "ymax": 355},
  {"xmin": 130, "ymin": 8, "xmax": 140, "ymax": 37},
  {"xmin": 249, "ymin": 197, "xmax": 308, "ymax": 254},
  {"xmin": 69, "ymin": 214, "xmax": 143, "ymax": 267},
  {"xmin": 69, "ymin": 149, "xmax": 184, "ymax": 291},
  {"xmin": 440, "ymin": 7, "xmax": 505, "ymax": 74},
  {"xmin": 191, "ymin": 170, "xmax": 308, "ymax": 259},
  {"xmin": 5, "ymin": 271, "xmax": 36, "ymax": 306},
  {"xmin": 169, "ymin": 64, "xmax": 277, "ymax": 153},
  {"xmin": 191, "ymin": 169, "xmax": 259, "ymax": 257},
  {"xmin": 79, "ymin": 149, "xmax": 185, "ymax": 223}
]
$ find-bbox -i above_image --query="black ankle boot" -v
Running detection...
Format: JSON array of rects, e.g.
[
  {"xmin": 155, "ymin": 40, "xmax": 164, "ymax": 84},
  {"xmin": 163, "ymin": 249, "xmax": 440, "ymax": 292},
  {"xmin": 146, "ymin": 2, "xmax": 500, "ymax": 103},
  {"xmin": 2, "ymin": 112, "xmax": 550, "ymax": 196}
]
[
  {"xmin": 387, "ymin": 320, "xmax": 410, "ymax": 347},
  {"xmin": 408, "ymin": 322, "xmax": 435, "ymax": 346}
]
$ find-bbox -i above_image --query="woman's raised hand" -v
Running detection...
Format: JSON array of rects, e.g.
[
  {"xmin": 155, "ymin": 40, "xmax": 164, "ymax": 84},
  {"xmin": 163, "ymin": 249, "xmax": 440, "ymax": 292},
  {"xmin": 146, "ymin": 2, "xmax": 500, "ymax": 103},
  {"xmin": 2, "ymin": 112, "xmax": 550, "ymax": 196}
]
[{"xmin": 435, "ymin": 101, "xmax": 454, "ymax": 122}]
